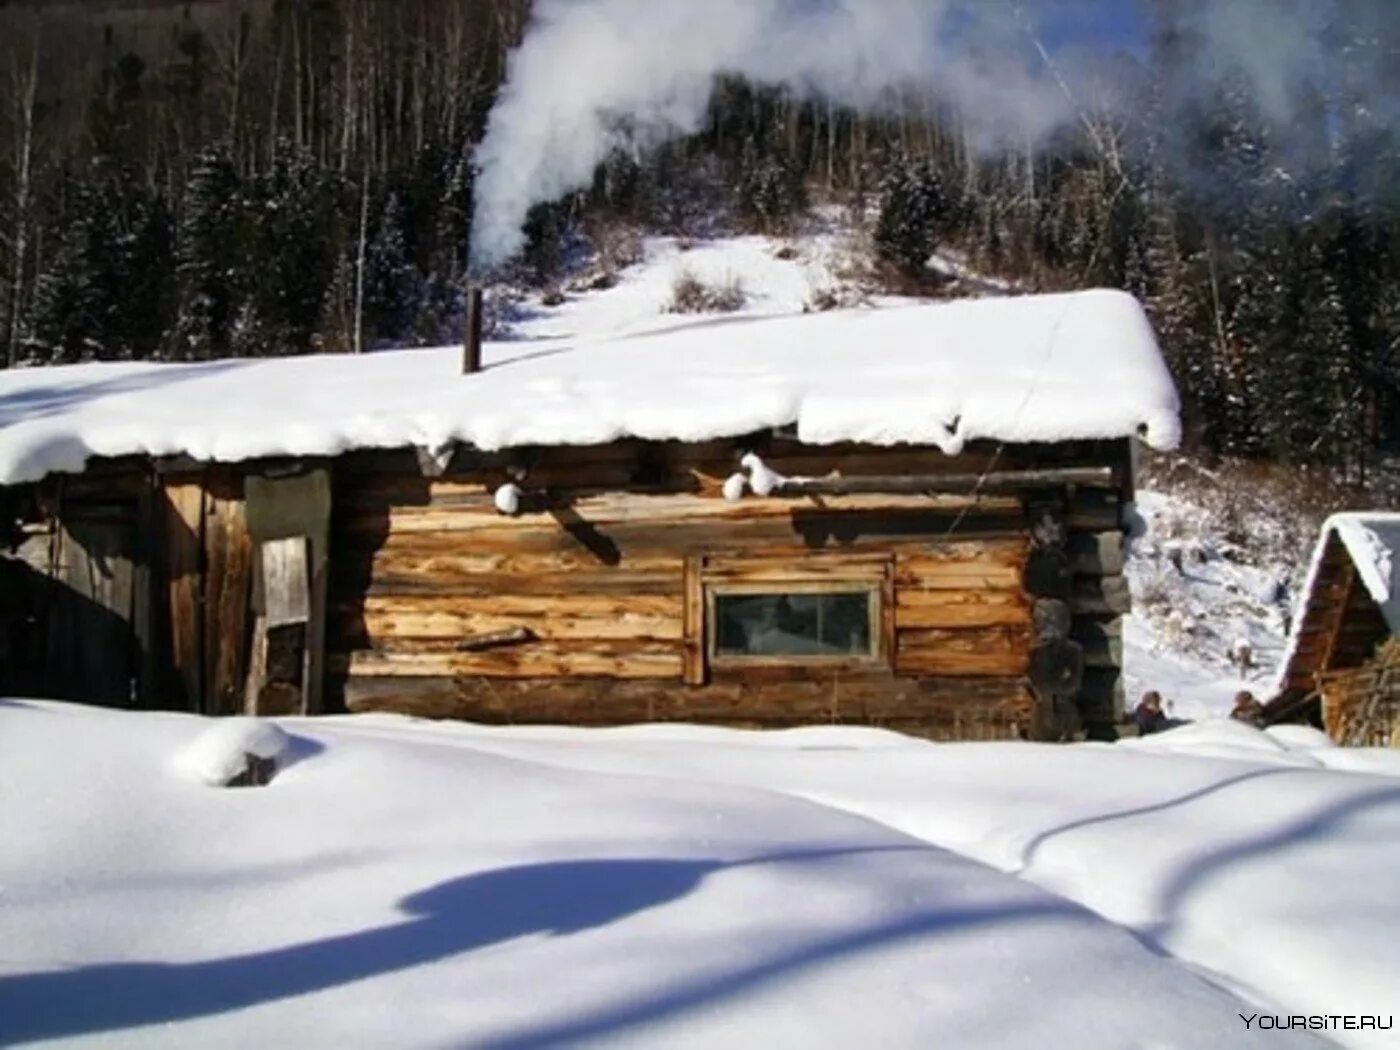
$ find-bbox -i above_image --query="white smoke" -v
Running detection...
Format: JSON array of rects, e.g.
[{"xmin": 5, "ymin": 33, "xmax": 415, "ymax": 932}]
[
  {"xmin": 470, "ymin": 0, "xmax": 1400, "ymax": 269},
  {"xmin": 470, "ymin": 0, "xmax": 1070, "ymax": 268}
]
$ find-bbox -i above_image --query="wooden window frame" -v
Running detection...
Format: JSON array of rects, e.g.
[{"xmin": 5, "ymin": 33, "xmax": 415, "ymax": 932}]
[{"xmin": 696, "ymin": 553, "xmax": 895, "ymax": 673}]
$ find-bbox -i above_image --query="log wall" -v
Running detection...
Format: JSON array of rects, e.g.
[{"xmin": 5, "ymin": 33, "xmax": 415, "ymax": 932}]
[
  {"xmin": 328, "ymin": 437, "xmax": 1133, "ymax": 738},
  {"xmin": 0, "ymin": 435, "xmax": 1133, "ymax": 738}
]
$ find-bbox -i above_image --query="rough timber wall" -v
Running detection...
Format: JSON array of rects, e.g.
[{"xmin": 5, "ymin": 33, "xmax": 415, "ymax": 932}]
[{"xmin": 327, "ymin": 437, "xmax": 1132, "ymax": 739}]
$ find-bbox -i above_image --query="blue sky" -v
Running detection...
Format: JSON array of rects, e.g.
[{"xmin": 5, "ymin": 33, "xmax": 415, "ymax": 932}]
[{"xmin": 1040, "ymin": 0, "xmax": 1149, "ymax": 52}]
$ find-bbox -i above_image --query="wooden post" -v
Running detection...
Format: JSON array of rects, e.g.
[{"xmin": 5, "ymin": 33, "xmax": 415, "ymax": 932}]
[{"xmin": 462, "ymin": 286, "xmax": 483, "ymax": 375}]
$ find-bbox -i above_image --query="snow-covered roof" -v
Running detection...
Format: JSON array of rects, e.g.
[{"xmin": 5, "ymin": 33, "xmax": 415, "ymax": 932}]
[
  {"xmin": 0, "ymin": 289, "xmax": 1179, "ymax": 486},
  {"xmin": 1276, "ymin": 512, "xmax": 1400, "ymax": 691},
  {"xmin": 1309, "ymin": 513, "xmax": 1400, "ymax": 636}
]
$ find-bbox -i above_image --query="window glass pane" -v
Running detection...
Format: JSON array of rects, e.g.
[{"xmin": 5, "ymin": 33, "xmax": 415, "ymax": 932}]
[{"xmin": 713, "ymin": 591, "xmax": 873, "ymax": 657}]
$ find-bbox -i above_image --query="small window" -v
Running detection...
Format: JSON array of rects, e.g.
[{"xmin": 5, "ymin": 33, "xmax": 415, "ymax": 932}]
[{"xmin": 706, "ymin": 583, "xmax": 882, "ymax": 664}]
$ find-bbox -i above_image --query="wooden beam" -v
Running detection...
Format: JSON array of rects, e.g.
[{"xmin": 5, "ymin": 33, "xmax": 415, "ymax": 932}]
[{"xmin": 772, "ymin": 466, "xmax": 1113, "ymax": 498}]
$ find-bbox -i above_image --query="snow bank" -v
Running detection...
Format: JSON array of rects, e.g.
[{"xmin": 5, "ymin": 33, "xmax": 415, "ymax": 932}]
[
  {"xmin": 0, "ymin": 702, "xmax": 1336, "ymax": 1049},
  {"xmin": 174, "ymin": 717, "xmax": 291, "ymax": 786},
  {"xmin": 401, "ymin": 717, "xmax": 1400, "ymax": 1049},
  {"xmin": 0, "ymin": 289, "xmax": 1179, "ymax": 485}
]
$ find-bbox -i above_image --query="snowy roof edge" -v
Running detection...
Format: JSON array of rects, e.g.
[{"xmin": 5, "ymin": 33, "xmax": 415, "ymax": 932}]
[
  {"xmin": 0, "ymin": 289, "xmax": 1180, "ymax": 486},
  {"xmin": 1274, "ymin": 511, "xmax": 1400, "ymax": 693}
]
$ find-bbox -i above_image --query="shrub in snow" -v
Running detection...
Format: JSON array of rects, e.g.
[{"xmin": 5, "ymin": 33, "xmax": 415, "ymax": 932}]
[
  {"xmin": 665, "ymin": 269, "xmax": 745, "ymax": 314},
  {"xmin": 177, "ymin": 718, "xmax": 290, "ymax": 787}
]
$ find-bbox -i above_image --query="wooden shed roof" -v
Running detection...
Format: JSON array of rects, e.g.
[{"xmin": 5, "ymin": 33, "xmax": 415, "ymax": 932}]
[{"xmin": 1275, "ymin": 513, "xmax": 1400, "ymax": 703}]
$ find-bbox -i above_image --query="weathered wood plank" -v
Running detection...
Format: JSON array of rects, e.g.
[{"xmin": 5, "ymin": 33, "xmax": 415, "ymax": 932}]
[
  {"xmin": 47, "ymin": 508, "xmax": 137, "ymax": 706},
  {"xmin": 246, "ymin": 468, "xmax": 332, "ymax": 714},
  {"xmin": 203, "ymin": 480, "xmax": 252, "ymax": 716},
  {"xmin": 701, "ymin": 550, "xmax": 892, "ymax": 582},
  {"xmin": 894, "ymin": 589, "xmax": 1030, "ymax": 628},
  {"xmin": 336, "ymin": 567, "xmax": 685, "ymax": 599},
  {"xmin": 161, "ymin": 477, "xmax": 205, "ymax": 711},
  {"xmin": 894, "ymin": 541, "xmax": 1027, "ymax": 590},
  {"xmin": 333, "ymin": 548, "xmax": 684, "ymax": 579},
  {"xmin": 342, "ymin": 593, "xmax": 683, "ymax": 620},
  {"xmin": 262, "ymin": 536, "xmax": 311, "ymax": 628},
  {"xmin": 339, "ymin": 606, "xmax": 683, "ymax": 644},
  {"xmin": 340, "ymin": 642, "xmax": 683, "ymax": 679},
  {"xmin": 895, "ymin": 625, "xmax": 1031, "ymax": 676}
]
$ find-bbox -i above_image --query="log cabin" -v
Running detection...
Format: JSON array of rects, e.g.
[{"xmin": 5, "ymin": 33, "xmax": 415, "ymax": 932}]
[
  {"xmin": 0, "ymin": 289, "xmax": 1180, "ymax": 740},
  {"xmin": 1266, "ymin": 513, "xmax": 1400, "ymax": 744}
]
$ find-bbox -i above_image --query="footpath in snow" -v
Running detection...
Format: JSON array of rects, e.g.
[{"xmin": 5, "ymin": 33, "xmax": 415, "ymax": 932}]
[{"xmin": 4, "ymin": 702, "xmax": 1396, "ymax": 1048}]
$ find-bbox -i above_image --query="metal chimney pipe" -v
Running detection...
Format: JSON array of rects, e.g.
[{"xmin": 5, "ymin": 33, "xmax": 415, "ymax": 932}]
[{"xmin": 462, "ymin": 286, "xmax": 483, "ymax": 375}]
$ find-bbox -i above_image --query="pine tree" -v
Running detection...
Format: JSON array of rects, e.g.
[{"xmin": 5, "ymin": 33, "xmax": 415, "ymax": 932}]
[
  {"xmin": 874, "ymin": 157, "xmax": 947, "ymax": 278},
  {"xmin": 734, "ymin": 138, "xmax": 806, "ymax": 235},
  {"xmin": 174, "ymin": 145, "xmax": 247, "ymax": 360},
  {"xmin": 364, "ymin": 192, "xmax": 419, "ymax": 345}
]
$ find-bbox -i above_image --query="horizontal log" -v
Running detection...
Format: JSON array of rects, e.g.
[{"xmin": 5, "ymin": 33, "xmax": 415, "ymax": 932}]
[
  {"xmin": 456, "ymin": 626, "xmax": 535, "ymax": 651},
  {"xmin": 773, "ymin": 466, "xmax": 1114, "ymax": 497},
  {"xmin": 894, "ymin": 540, "xmax": 1027, "ymax": 591},
  {"xmin": 1065, "ymin": 489, "xmax": 1121, "ymax": 531},
  {"xmin": 337, "ymin": 640, "xmax": 683, "ymax": 679},
  {"xmin": 340, "ymin": 673, "xmax": 1033, "ymax": 739},
  {"xmin": 345, "ymin": 592, "xmax": 681, "ymax": 617},
  {"xmin": 701, "ymin": 551, "xmax": 892, "ymax": 583},
  {"xmin": 348, "ymin": 549, "xmax": 684, "ymax": 576},
  {"xmin": 340, "ymin": 454, "xmax": 1060, "ymax": 509},
  {"xmin": 895, "ymin": 625, "xmax": 1031, "ymax": 676},
  {"xmin": 336, "ymin": 511, "xmax": 1030, "ymax": 561},
  {"xmin": 338, "ymin": 490, "xmax": 1024, "ymax": 534},
  {"xmin": 1070, "ymin": 575, "xmax": 1131, "ymax": 615},
  {"xmin": 333, "ymin": 566, "xmax": 684, "ymax": 599},
  {"xmin": 894, "ymin": 589, "xmax": 1029, "ymax": 628},
  {"xmin": 1066, "ymin": 530, "xmax": 1125, "ymax": 575},
  {"xmin": 337, "ymin": 604, "xmax": 683, "ymax": 645}
]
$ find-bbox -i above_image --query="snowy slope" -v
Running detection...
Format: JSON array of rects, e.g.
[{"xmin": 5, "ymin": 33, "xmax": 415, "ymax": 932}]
[
  {"xmin": 6, "ymin": 701, "xmax": 1388, "ymax": 1049},
  {"xmin": 1123, "ymin": 489, "xmax": 1297, "ymax": 720}
]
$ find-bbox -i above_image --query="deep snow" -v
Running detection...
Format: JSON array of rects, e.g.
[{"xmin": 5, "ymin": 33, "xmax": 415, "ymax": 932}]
[{"xmin": 7, "ymin": 701, "xmax": 1396, "ymax": 1049}]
